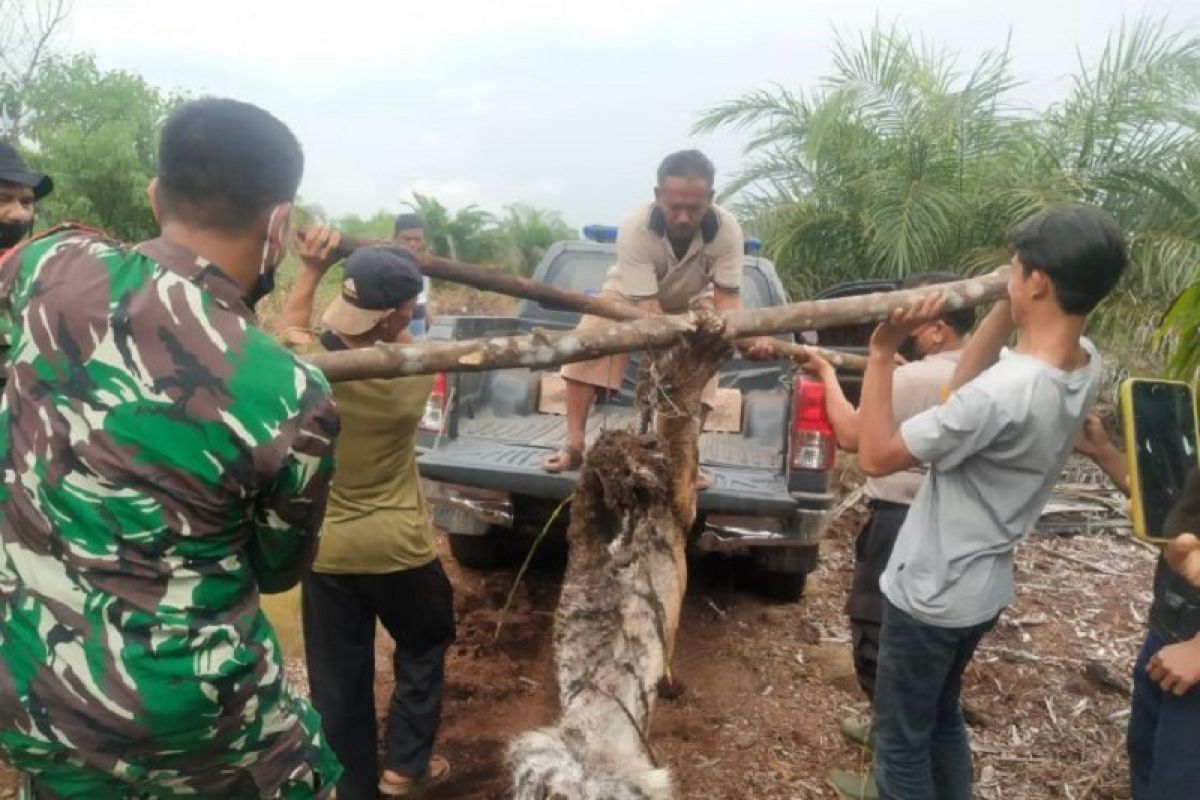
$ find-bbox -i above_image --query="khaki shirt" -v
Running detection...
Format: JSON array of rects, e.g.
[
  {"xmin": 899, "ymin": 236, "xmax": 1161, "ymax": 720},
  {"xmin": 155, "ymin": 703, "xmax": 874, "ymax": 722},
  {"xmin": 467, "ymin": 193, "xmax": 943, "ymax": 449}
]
[
  {"xmin": 866, "ymin": 349, "xmax": 963, "ymax": 505},
  {"xmin": 607, "ymin": 202, "xmax": 744, "ymax": 312}
]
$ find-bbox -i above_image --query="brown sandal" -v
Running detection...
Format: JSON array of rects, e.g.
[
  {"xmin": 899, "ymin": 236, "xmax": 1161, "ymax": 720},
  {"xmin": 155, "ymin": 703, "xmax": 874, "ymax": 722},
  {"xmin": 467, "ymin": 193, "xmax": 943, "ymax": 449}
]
[
  {"xmin": 541, "ymin": 445, "xmax": 584, "ymax": 473},
  {"xmin": 378, "ymin": 754, "xmax": 451, "ymax": 797}
]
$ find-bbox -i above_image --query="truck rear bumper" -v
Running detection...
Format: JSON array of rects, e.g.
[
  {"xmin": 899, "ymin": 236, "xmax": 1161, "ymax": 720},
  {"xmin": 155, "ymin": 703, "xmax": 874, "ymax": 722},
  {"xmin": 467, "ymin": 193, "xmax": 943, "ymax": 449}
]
[
  {"xmin": 419, "ymin": 438, "xmax": 832, "ymax": 516},
  {"xmin": 698, "ymin": 510, "xmax": 828, "ymax": 551}
]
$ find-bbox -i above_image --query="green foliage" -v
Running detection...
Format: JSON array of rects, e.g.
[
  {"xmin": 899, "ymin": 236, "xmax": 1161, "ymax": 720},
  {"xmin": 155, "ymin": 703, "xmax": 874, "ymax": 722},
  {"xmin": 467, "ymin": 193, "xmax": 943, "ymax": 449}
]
[
  {"xmin": 1158, "ymin": 282, "xmax": 1200, "ymax": 384},
  {"xmin": 334, "ymin": 209, "xmax": 395, "ymax": 240},
  {"xmin": 331, "ymin": 194, "xmax": 577, "ymax": 276},
  {"xmin": 22, "ymin": 53, "xmax": 185, "ymax": 242},
  {"xmin": 696, "ymin": 17, "xmax": 1200, "ymax": 346},
  {"xmin": 496, "ymin": 203, "xmax": 576, "ymax": 274},
  {"xmin": 401, "ymin": 192, "xmax": 509, "ymax": 264}
]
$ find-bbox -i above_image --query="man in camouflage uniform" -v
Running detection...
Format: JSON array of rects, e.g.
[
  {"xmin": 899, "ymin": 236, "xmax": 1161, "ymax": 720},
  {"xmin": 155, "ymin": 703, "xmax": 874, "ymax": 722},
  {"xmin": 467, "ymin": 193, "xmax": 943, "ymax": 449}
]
[{"xmin": 0, "ymin": 98, "xmax": 341, "ymax": 798}]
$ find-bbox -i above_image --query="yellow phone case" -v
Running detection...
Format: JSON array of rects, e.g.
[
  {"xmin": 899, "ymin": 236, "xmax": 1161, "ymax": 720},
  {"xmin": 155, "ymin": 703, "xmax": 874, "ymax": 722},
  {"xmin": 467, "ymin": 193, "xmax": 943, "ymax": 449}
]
[{"xmin": 1120, "ymin": 378, "xmax": 1200, "ymax": 543}]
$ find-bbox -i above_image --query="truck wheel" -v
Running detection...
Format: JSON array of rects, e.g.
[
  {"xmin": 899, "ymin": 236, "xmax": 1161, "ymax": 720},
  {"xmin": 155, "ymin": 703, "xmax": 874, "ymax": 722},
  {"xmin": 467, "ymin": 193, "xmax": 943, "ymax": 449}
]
[
  {"xmin": 752, "ymin": 568, "xmax": 808, "ymax": 603},
  {"xmin": 448, "ymin": 531, "xmax": 503, "ymax": 570}
]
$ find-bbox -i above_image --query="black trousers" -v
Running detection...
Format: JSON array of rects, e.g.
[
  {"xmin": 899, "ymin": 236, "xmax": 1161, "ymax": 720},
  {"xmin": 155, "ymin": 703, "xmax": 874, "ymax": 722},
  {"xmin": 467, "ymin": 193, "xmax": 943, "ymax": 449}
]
[
  {"xmin": 302, "ymin": 559, "xmax": 456, "ymax": 800},
  {"xmin": 846, "ymin": 501, "xmax": 910, "ymax": 700}
]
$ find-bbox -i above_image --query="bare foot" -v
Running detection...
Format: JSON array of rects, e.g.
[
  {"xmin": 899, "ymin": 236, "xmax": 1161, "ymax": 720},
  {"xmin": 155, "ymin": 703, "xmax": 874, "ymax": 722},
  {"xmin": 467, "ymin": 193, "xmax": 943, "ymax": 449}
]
[{"xmin": 541, "ymin": 445, "xmax": 583, "ymax": 473}]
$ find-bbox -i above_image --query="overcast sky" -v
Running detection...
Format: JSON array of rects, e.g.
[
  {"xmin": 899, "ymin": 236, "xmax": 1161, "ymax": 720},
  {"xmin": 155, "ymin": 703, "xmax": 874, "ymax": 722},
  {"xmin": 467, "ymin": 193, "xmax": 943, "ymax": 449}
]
[{"xmin": 68, "ymin": 0, "xmax": 1194, "ymax": 230}]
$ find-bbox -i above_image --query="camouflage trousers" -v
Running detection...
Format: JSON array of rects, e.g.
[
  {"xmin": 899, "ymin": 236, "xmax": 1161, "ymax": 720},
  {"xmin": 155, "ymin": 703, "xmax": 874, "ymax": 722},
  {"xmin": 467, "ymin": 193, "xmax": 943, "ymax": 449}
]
[{"xmin": 17, "ymin": 757, "xmax": 337, "ymax": 799}]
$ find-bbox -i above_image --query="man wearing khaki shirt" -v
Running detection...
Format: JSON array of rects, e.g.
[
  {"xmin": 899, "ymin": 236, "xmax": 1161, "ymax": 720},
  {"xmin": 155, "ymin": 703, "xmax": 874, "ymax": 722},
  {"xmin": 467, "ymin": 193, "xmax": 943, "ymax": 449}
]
[
  {"xmin": 541, "ymin": 149, "xmax": 772, "ymax": 478},
  {"xmin": 802, "ymin": 272, "xmax": 974, "ymax": 800}
]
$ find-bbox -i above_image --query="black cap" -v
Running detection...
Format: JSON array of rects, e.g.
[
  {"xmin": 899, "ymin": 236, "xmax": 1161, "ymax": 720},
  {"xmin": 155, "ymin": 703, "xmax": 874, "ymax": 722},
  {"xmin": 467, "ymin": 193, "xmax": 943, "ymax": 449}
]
[
  {"xmin": 394, "ymin": 212, "xmax": 425, "ymax": 234},
  {"xmin": 0, "ymin": 142, "xmax": 52, "ymax": 199},
  {"xmin": 322, "ymin": 246, "xmax": 424, "ymax": 335}
]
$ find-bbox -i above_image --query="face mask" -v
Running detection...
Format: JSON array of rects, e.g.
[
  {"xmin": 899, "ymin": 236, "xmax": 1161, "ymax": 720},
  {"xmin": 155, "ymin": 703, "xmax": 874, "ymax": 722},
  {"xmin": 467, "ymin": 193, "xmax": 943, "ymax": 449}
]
[
  {"xmin": 0, "ymin": 219, "xmax": 32, "ymax": 250},
  {"xmin": 244, "ymin": 206, "xmax": 288, "ymax": 310}
]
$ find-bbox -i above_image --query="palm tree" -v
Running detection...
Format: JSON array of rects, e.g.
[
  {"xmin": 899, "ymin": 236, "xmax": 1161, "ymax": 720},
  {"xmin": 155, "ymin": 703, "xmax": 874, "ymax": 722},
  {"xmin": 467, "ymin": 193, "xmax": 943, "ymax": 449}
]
[
  {"xmin": 695, "ymin": 18, "xmax": 1200, "ymax": 335},
  {"xmin": 1160, "ymin": 282, "xmax": 1200, "ymax": 384},
  {"xmin": 403, "ymin": 192, "xmax": 507, "ymax": 264},
  {"xmin": 695, "ymin": 25, "xmax": 1028, "ymax": 296},
  {"xmin": 498, "ymin": 204, "xmax": 576, "ymax": 274}
]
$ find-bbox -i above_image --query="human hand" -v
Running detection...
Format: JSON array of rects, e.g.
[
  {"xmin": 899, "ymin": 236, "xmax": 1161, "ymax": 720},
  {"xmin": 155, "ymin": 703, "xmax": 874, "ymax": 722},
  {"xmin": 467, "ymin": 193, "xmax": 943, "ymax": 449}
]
[
  {"xmin": 294, "ymin": 226, "xmax": 341, "ymax": 274},
  {"xmin": 800, "ymin": 353, "xmax": 836, "ymax": 384},
  {"xmin": 1166, "ymin": 534, "xmax": 1200, "ymax": 588},
  {"xmin": 869, "ymin": 291, "xmax": 945, "ymax": 355},
  {"xmin": 1073, "ymin": 414, "xmax": 1113, "ymax": 460},
  {"xmin": 1148, "ymin": 636, "xmax": 1200, "ymax": 695},
  {"xmin": 740, "ymin": 337, "xmax": 777, "ymax": 361}
]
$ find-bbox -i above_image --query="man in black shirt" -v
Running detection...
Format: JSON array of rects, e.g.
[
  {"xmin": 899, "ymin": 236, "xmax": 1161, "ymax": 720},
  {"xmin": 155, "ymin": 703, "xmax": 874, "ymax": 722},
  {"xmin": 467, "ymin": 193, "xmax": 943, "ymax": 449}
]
[{"xmin": 1076, "ymin": 422, "xmax": 1199, "ymax": 799}]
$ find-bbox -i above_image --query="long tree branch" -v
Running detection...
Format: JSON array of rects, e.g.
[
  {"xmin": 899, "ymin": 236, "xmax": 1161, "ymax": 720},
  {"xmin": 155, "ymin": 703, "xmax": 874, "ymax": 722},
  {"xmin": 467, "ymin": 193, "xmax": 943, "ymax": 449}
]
[
  {"xmin": 306, "ymin": 314, "xmax": 696, "ymax": 382},
  {"xmin": 722, "ymin": 270, "xmax": 1008, "ymax": 337},
  {"xmin": 301, "ymin": 228, "xmax": 877, "ymax": 373},
  {"xmin": 305, "ymin": 270, "xmax": 1006, "ymax": 381}
]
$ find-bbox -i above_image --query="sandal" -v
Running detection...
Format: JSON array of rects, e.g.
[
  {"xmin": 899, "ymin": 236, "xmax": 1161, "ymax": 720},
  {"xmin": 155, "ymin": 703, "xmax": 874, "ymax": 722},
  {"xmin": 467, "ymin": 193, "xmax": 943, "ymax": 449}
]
[
  {"xmin": 541, "ymin": 445, "xmax": 584, "ymax": 473},
  {"xmin": 378, "ymin": 755, "xmax": 451, "ymax": 797}
]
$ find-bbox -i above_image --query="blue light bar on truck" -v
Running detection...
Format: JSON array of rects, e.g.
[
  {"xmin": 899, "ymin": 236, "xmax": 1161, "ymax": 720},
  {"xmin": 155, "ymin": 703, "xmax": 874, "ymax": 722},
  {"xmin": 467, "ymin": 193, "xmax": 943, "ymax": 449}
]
[
  {"xmin": 744, "ymin": 237, "xmax": 763, "ymax": 255},
  {"xmin": 582, "ymin": 224, "xmax": 618, "ymax": 243}
]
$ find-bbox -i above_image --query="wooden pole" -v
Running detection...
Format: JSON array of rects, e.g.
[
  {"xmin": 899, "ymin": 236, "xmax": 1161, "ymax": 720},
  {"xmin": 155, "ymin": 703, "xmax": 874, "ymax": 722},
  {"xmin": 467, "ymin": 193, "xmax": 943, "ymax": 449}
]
[
  {"xmin": 300, "ymin": 229, "xmax": 648, "ymax": 321},
  {"xmin": 299, "ymin": 227, "xmax": 879, "ymax": 374},
  {"xmin": 305, "ymin": 270, "xmax": 1005, "ymax": 381}
]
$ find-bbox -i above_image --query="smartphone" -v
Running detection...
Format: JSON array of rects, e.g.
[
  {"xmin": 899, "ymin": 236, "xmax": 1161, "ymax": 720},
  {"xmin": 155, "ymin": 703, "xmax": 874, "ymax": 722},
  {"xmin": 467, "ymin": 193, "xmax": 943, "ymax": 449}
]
[{"xmin": 1120, "ymin": 378, "xmax": 1200, "ymax": 542}]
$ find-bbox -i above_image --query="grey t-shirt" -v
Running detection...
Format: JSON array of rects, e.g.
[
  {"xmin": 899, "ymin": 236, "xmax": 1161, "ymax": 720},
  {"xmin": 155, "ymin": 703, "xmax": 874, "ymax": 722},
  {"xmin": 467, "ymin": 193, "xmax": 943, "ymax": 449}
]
[{"xmin": 880, "ymin": 339, "xmax": 1102, "ymax": 628}]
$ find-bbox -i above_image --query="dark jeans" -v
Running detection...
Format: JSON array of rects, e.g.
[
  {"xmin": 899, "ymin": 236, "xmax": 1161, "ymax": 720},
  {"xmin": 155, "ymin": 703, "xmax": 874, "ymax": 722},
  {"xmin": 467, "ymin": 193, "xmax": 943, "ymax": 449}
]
[
  {"xmin": 872, "ymin": 599, "xmax": 996, "ymax": 800},
  {"xmin": 1128, "ymin": 630, "xmax": 1200, "ymax": 800},
  {"xmin": 302, "ymin": 560, "xmax": 456, "ymax": 800},
  {"xmin": 847, "ymin": 501, "xmax": 909, "ymax": 700}
]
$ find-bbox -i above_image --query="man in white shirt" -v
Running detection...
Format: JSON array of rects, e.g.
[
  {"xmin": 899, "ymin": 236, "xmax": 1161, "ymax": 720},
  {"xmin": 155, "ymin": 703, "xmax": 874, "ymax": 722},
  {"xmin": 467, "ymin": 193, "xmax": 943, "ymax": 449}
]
[{"xmin": 856, "ymin": 206, "xmax": 1128, "ymax": 800}]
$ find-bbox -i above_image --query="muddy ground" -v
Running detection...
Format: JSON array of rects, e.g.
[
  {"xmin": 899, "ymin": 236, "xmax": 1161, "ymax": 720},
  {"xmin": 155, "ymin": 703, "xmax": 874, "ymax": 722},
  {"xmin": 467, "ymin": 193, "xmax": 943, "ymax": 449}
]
[{"xmin": 0, "ymin": 495, "xmax": 1151, "ymax": 799}]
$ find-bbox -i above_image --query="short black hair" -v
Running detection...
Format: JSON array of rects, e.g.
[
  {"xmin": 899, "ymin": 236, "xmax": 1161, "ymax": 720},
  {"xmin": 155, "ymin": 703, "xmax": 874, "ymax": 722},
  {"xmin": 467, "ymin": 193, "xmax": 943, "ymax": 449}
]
[
  {"xmin": 902, "ymin": 271, "xmax": 976, "ymax": 336},
  {"xmin": 1008, "ymin": 205, "xmax": 1128, "ymax": 315},
  {"xmin": 394, "ymin": 213, "xmax": 425, "ymax": 234},
  {"xmin": 157, "ymin": 98, "xmax": 303, "ymax": 231},
  {"xmin": 656, "ymin": 149, "xmax": 715, "ymax": 188}
]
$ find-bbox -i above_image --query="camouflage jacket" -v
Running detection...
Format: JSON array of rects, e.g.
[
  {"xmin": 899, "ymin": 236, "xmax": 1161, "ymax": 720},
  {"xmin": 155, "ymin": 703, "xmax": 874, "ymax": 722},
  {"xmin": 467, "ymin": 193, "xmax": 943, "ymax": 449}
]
[{"xmin": 0, "ymin": 229, "xmax": 341, "ymax": 797}]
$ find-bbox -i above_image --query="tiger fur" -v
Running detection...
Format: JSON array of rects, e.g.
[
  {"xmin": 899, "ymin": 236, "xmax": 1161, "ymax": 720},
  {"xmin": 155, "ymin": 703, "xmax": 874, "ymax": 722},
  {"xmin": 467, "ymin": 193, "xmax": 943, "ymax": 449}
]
[{"xmin": 509, "ymin": 307, "xmax": 729, "ymax": 800}]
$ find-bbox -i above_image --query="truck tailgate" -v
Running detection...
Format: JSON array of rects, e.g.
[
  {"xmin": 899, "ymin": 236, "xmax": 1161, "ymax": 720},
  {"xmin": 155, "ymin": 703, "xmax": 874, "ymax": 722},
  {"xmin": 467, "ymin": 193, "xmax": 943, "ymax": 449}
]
[{"xmin": 419, "ymin": 410, "xmax": 811, "ymax": 515}]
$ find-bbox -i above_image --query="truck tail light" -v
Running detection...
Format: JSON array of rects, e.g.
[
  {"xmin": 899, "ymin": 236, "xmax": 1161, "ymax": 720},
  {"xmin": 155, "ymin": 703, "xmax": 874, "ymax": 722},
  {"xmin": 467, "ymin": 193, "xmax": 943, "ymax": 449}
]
[
  {"xmin": 789, "ymin": 377, "xmax": 835, "ymax": 471},
  {"xmin": 420, "ymin": 373, "xmax": 448, "ymax": 433}
]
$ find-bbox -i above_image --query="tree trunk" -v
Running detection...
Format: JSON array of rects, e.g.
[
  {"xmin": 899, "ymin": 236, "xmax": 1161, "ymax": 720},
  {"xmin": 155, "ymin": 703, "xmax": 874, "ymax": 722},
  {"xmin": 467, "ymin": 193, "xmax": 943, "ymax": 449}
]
[{"xmin": 305, "ymin": 270, "xmax": 1004, "ymax": 381}]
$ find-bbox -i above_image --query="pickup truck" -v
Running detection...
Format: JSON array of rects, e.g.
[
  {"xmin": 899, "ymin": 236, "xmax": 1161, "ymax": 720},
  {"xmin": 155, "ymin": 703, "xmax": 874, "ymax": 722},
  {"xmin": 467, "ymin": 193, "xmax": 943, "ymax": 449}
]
[{"xmin": 416, "ymin": 227, "xmax": 887, "ymax": 601}]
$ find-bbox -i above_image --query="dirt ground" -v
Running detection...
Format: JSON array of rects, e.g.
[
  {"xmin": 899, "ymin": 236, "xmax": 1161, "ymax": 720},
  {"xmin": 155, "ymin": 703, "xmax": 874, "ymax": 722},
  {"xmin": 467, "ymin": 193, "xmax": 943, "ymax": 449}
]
[
  {"xmin": 416, "ymin": 502, "xmax": 1150, "ymax": 800},
  {"xmin": 0, "ymin": 492, "xmax": 1152, "ymax": 800}
]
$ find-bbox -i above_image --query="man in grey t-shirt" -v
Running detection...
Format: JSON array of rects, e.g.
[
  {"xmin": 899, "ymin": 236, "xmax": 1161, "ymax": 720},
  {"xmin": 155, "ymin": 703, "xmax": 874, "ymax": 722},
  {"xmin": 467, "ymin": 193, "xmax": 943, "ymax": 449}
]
[{"xmin": 855, "ymin": 205, "xmax": 1128, "ymax": 800}]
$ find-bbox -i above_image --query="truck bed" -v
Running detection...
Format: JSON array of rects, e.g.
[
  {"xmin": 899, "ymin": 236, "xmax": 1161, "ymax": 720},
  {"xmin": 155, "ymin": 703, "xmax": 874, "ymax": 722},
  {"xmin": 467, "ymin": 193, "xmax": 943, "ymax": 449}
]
[{"xmin": 419, "ymin": 406, "xmax": 830, "ymax": 515}]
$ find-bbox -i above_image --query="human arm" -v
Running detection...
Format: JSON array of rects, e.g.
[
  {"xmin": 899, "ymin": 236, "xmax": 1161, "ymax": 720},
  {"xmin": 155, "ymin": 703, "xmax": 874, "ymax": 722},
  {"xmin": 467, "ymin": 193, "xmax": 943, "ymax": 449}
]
[
  {"xmin": 247, "ymin": 391, "xmax": 339, "ymax": 593},
  {"xmin": 857, "ymin": 294, "xmax": 945, "ymax": 477},
  {"xmin": 803, "ymin": 354, "xmax": 861, "ymax": 451},
  {"xmin": 950, "ymin": 298, "xmax": 1013, "ymax": 391},
  {"xmin": 280, "ymin": 226, "xmax": 341, "ymax": 346},
  {"xmin": 1073, "ymin": 413, "xmax": 1130, "ymax": 496},
  {"xmin": 1166, "ymin": 535, "xmax": 1200, "ymax": 589}
]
